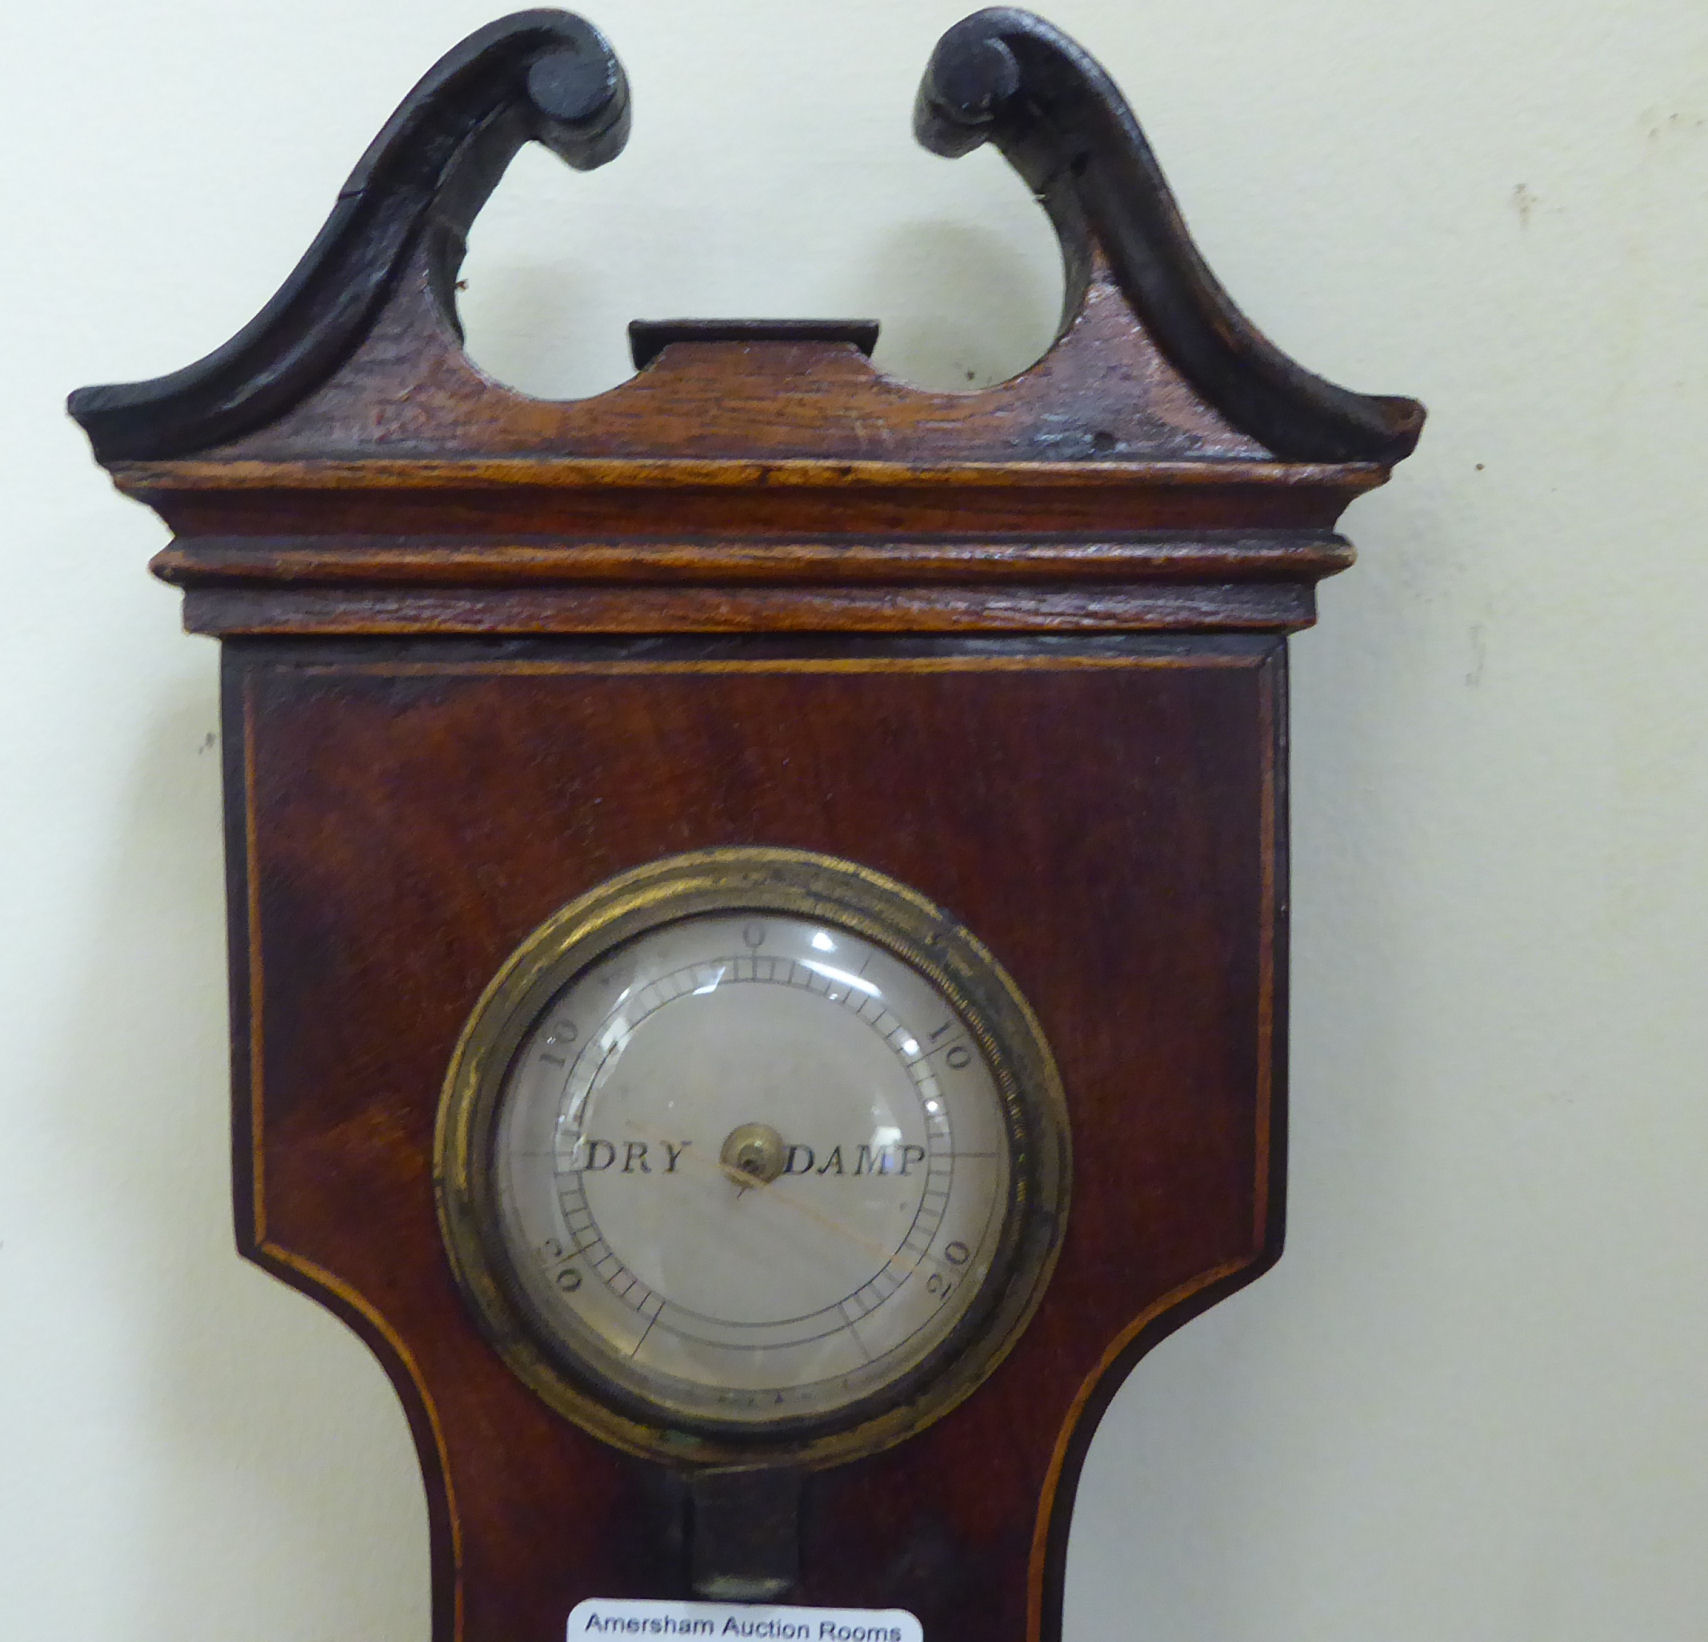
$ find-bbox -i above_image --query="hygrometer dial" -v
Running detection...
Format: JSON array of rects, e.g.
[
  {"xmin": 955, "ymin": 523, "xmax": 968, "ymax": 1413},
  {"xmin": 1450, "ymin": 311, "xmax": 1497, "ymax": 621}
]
[{"xmin": 436, "ymin": 849, "xmax": 1069, "ymax": 1467}]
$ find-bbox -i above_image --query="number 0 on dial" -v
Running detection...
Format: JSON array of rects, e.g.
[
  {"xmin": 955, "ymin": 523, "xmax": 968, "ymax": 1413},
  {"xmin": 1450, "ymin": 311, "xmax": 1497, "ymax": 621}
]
[{"xmin": 435, "ymin": 849, "xmax": 1069, "ymax": 1466}]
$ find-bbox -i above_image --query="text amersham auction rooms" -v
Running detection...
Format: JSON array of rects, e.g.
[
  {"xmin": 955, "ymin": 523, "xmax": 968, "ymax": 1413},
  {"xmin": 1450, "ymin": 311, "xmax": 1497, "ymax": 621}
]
[{"xmin": 579, "ymin": 1615, "xmax": 904, "ymax": 1641}]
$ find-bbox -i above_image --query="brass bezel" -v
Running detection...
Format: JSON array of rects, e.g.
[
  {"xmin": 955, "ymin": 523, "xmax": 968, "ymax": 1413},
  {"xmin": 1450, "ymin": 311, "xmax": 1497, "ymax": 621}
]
[{"xmin": 434, "ymin": 847, "xmax": 1070, "ymax": 1470}]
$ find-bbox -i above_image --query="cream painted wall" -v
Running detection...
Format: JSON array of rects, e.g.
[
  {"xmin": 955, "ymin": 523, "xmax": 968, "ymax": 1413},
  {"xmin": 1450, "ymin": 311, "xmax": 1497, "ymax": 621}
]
[{"xmin": 3, "ymin": 2, "xmax": 1706, "ymax": 1638}]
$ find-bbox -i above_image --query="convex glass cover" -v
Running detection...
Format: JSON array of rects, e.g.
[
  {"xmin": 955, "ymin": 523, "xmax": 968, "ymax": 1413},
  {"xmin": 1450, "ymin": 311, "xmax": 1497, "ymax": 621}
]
[{"xmin": 436, "ymin": 849, "xmax": 1069, "ymax": 1465}]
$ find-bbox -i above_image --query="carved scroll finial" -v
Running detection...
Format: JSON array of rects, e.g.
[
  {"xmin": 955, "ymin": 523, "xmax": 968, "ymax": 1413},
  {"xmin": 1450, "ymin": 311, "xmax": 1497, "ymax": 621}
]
[
  {"xmin": 68, "ymin": 10, "xmax": 630, "ymax": 464},
  {"xmin": 916, "ymin": 8, "xmax": 1424, "ymax": 464}
]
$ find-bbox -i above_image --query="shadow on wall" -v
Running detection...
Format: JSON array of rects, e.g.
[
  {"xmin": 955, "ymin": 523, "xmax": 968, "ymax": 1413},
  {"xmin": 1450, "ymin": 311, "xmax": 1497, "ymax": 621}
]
[
  {"xmin": 457, "ymin": 162, "xmax": 1063, "ymax": 401},
  {"xmin": 1063, "ymin": 480, "xmax": 1445, "ymax": 1640},
  {"xmin": 864, "ymin": 219, "xmax": 1064, "ymax": 392},
  {"xmin": 52, "ymin": 681, "xmax": 428, "ymax": 1640}
]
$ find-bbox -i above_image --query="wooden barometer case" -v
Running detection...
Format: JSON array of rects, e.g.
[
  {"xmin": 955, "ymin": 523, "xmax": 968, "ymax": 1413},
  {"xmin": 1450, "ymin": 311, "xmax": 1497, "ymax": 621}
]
[{"xmin": 72, "ymin": 9, "xmax": 1422, "ymax": 1641}]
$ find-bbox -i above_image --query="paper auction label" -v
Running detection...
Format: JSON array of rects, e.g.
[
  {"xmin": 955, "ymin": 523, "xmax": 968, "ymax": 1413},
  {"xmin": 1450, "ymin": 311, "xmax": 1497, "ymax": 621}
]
[{"xmin": 567, "ymin": 1599, "xmax": 923, "ymax": 1642}]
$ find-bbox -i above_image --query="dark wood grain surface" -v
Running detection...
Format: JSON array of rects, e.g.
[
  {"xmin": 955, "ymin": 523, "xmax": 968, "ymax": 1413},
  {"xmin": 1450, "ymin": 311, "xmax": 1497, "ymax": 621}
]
[
  {"xmin": 227, "ymin": 635, "xmax": 1284, "ymax": 1642},
  {"xmin": 68, "ymin": 7, "xmax": 1423, "ymax": 1637}
]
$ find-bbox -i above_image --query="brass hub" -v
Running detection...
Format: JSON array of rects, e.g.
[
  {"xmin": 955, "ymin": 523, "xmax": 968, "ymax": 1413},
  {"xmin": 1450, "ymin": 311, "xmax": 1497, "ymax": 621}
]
[{"xmin": 719, "ymin": 1121, "xmax": 786, "ymax": 1185}]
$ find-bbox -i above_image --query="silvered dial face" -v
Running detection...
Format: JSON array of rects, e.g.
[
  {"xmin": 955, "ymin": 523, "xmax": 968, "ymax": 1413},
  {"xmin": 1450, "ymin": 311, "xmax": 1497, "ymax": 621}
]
[{"xmin": 490, "ymin": 911, "xmax": 1014, "ymax": 1430}]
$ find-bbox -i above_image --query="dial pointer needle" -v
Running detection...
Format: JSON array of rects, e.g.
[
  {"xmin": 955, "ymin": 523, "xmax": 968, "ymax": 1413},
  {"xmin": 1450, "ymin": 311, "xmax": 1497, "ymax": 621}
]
[{"xmin": 619, "ymin": 1115, "xmax": 928, "ymax": 1269}]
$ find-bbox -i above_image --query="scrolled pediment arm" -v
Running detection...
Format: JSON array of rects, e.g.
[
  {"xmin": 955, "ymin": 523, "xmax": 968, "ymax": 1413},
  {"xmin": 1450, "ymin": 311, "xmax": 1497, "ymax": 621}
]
[
  {"xmin": 915, "ymin": 7, "xmax": 1423, "ymax": 464},
  {"xmin": 68, "ymin": 9, "xmax": 630, "ymax": 464}
]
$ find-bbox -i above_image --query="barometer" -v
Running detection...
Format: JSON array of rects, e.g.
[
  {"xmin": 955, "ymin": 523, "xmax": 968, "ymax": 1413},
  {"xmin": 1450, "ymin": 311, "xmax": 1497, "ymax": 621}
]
[
  {"xmin": 71, "ymin": 7, "xmax": 1421, "ymax": 1639},
  {"xmin": 438, "ymin": 848, "xmax": 1068, "ymax": 1463}
]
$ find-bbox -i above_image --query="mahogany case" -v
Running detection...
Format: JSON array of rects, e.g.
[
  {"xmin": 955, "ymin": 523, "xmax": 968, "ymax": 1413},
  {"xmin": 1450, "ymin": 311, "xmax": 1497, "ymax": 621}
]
[{"xmin": 71, "ymin": 10, "xmax": 1421, "ymax": 1641}]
